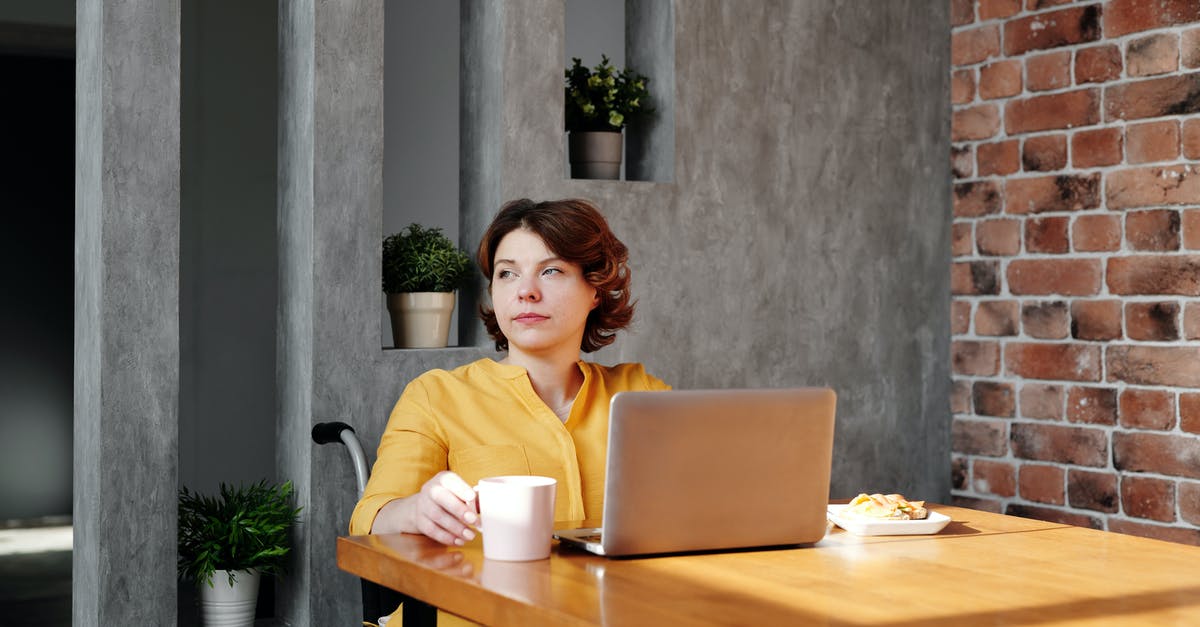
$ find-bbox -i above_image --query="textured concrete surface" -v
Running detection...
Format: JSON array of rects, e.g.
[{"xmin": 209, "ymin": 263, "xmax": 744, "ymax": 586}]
[
  {"xmin": 281, "ymin": 0, "xmax": 950, "ymax": 622},
  {"xmin": 74, "ymin": 0, "xmax": 180, "ymax": 624}
]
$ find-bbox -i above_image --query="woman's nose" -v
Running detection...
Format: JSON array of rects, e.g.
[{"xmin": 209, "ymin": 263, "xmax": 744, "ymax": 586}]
[{"xmin": 517, "ymin": 281, "xmax": 540, "ymax": 302}]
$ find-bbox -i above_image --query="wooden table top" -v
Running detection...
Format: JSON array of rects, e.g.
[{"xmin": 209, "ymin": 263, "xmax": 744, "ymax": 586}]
[{"xmin": 337, "ymin": 504, "xmax": 1200, "ymax": 626}]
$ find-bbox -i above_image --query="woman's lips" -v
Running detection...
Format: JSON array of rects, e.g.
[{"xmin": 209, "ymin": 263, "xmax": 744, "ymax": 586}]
[{"xmin": 514, "ymin": 313, "xmax": 549, "ymax": 323}]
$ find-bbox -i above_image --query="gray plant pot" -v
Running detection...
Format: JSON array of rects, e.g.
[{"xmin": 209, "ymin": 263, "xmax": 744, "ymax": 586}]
[{"xmin": 568, "ymin": 130, "xmax": 623, "ymax": 180}]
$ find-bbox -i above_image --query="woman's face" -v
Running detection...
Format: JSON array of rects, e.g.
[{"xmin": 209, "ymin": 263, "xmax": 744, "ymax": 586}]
[{"xmin": 490, "ymin": 228, "xmax": 598, "ymax": 357}]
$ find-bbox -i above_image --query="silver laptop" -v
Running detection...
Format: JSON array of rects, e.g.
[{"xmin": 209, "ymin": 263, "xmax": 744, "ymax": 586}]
[{"xmin": 554, "ymin": 387, "xmax": 836, "ymax": 557}]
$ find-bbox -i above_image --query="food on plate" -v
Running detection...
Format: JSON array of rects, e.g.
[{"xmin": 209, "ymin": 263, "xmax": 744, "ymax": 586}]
[{"xmin": 841, "ymin": 493, "xmax": 928, "ymax": 520}]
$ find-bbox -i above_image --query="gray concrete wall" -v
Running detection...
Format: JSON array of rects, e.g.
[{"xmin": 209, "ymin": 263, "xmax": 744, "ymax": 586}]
[
  {"xmin": 74, "ymin": 0, "xmax": 180, "ymax": 624},
  {"xmin": 292, "ymin": 0, "xmax": 950, "ymax": 622}
]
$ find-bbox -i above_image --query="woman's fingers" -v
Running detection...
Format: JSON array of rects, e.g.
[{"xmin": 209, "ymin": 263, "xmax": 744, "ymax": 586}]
[{"xmin": 416, "ymin": 472, "xmax": 478, "ymax": 545}]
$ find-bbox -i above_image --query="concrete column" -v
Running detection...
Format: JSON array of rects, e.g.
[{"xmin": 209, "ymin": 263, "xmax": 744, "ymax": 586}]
[
  {"xmin": 74, "ymin": 0, "xmax": 181, "ymax": 625},
  {"xmin": 626, "ymin": 0, "xmax": 674, "ymax": 182},
  {"xmin": 277, "ymin": 1, "xmax": 384, "ymax": 624}
]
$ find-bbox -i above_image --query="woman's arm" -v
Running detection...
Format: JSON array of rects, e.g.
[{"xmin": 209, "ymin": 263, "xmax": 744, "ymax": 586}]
[{"xmin": 370, "ymin": 470, "xmax": 479, "ymax": 546}]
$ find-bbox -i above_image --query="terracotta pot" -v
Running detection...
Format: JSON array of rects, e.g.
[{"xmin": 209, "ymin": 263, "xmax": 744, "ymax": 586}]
[
  {"xmin": 387, "ymin": 292, "xmax": 455, "ymax": 348},
  {"xmin": 568, "ymin": 131, "xmax": 623, "ymax": 179}
]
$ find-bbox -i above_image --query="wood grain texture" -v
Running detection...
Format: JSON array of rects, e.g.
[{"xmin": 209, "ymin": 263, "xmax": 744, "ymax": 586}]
[{"xmin": 338, "ymin": 505, "xmax": 1200, "ymax": 626}]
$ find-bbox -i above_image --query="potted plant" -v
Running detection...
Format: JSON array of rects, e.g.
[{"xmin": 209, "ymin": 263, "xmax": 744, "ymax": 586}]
[
  {"xmin": 382, "ymin": 223, "xmax": 473, "ymax": 348},
  {"xmin": 564, "ymin": 55, "xmax": 651, "ymax": 180},
  {"xmin": 178, "ymin": 480, "xmax": 302, "ymax": 627}
]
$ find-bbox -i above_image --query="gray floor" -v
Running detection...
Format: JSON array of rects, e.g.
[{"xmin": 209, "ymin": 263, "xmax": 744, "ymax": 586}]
[{"xmin": 0, "ymin": 550, "xmax": 71, "ymax": 627}]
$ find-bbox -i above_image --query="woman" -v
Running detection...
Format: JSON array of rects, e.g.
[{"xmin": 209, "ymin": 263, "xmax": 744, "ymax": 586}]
[{"xmin": 351, "ymin": 198, "xmax": 670, "ymax": 546}]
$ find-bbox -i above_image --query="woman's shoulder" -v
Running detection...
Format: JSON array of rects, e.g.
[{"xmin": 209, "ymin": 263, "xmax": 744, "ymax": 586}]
[
  {"xmin": 407, "ymin": 358, "xmax": 517, "ymax": 389},
  {"xmin": 580, "ymin": 361, "xmax": 671, "ymax": 391}
]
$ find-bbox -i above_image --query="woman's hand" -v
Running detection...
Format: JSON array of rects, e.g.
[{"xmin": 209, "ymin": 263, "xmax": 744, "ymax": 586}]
[{"xmin": 372, "ymin": 471, "xmax": 479, "ymax": 546}]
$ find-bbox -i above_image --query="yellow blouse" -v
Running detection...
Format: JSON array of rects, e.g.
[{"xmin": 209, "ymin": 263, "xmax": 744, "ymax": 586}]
[{"xmin": 350, "ymin": 358, "xmax": 670, "ymax": 535}]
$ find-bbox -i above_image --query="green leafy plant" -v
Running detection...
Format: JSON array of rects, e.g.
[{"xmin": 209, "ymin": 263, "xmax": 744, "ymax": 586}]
[
  {"xmin": 178, "ymin": 480, "xmax": 302, "ymax": 587},
  {"xmin": 382, "ymin": 224, "xmax": 473, "ymax": 293},
  {"xmin": 564, "ymin": 55, "xmax": 651, "ymax": 132}
]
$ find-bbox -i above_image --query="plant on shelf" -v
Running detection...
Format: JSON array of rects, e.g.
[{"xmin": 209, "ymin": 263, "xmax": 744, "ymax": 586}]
[
  {"xmin": 382, "ymin": 224, "xmax": 473, "ymax": 348},
  {"xmin": 178, "ymin": 480, "xmax": 302, "ymax": 626},
  {"xmin": 564, "ymin": 55, "xmax": 651, "ymax": 179}
]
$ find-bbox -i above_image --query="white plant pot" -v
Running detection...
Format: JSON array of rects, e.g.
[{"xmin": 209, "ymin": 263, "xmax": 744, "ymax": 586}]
[
  {"xmin": 199, "ymin": 569, "xmax": 260, "ymax": 627},
  {"xmin": 387, "ymin": 292, "xmax": 455, "ymax": 348}
]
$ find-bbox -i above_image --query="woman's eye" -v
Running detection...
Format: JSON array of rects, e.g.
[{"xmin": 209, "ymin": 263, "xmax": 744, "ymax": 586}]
[
  {"xmin": 497, "ymin": 269, "xmax": 515, "ymax": 279},
  {"xmin": 542, "ymin": 267, "xmax": 562, "ymax": 276}
]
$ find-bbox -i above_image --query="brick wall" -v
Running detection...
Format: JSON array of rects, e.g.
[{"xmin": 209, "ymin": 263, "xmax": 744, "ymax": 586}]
[{"xmin": 950, "ymin": 0, "xmax": 1200, "ymax": 545}]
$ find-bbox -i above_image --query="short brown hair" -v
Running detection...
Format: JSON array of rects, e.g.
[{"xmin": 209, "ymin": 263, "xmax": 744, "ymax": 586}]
[{"xmin": 477, "ymin": 198, "xmax": 634, "ymax": 353}]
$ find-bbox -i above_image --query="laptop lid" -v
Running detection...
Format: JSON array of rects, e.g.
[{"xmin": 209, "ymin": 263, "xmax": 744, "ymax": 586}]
[{"xmin": 592, "ymin": 387, "xmax": 836, "ymax": 557}]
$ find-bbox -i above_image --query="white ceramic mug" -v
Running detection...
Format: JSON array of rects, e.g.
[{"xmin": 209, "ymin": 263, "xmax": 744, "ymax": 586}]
[{"xmin": 474, "ymin": 475, "xmax": 557, "ymax": 561}]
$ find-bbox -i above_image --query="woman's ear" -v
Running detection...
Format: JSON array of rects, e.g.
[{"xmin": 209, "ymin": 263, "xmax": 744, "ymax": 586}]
[{"xmin": 591, "ymin": 289, "xmax": 600, "ymax": 310}]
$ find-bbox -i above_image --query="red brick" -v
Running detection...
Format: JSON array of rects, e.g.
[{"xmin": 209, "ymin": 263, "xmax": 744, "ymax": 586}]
[
  {"xmin": 1121, "ymin": 476, "xmax": 1176, "ymax": 522},
  {"xmin": 973, "ymin": 459, "xmax": 1017, "ymax": 496},
  {"xmin": 976, "ymin": 300, "xmax": 1019, "ymax": 336},
  {"xmin": 1022, "ymin": 134, "xmax": 1067, "ymax": 172},
  {"xmin": 1126, "ymin": 120, "xmax": 1181, "ymax": 164},
  {"xmin": 1007, "ymin": 503, "xmax": 1103, "ymax": 529},
  {"xmin": 953, "ymin": 24, "xmax": 1001, "ymax": 66},
  {"xmin": 1104, "ymin": 0, "xmax": 1200, "ymax": 38},
  {"xmin": 1107, "ymin": 255, "xmax": 1200, "ymax": 295},
  {"xmin": 954, "ymin": 180, "xmax": 1003, "ymax": 217},
  {"xmin": 1071, "ymin": 127, "xmax": 1123, "ymax": 168},
  {"xmin": 1006, "ymin": 174, "xmax": 1101, "ymax": 214},
  {"xmin": 1115, "ymin": 432, "xmax": 1200, "ymax": 479},
  {"xmin": 952, "ymin": 69, "xmax": 976, "ymax": 105},
  {"xmin": 1022, "ymin": 300, "xmax": 1070, "ymax": 339},
  {"xmin": 1026, "ymin": 51, "xmax": 1072, "ymax": 92},
  {"xmin": 1021, "ymin": 383, "xmax": 1064, "ymax": 420},
  {"xmin": 952, "ymin": 222, "xmax": 974, "ymax": 257},
  {"xmin": 1026, "ymin": 0, "xmax": 1072, "ymax": 8},
  {"xmin": 952, "ymin": 145, "xmax": 974, "ymax": 179},
  {"xmin": 952, "ymin": 0, "xmax": 977, "ymax": 26},
  {"xmin": 1005, "ymin": 342, "xmax": 1102, "ymax": 381},
  {"xmin": 1019, "ymin": 464, "xmax": 1065, "ymax": 504},
  {"xmin": 953, "ymin": 418, "xmax": 1009, "ymax": 456},
  {"xmin": 952, "ymin": 456, "xmax": 968, "ymax": 490},
  {"xmin": 979, "ymin": 0, "xmax": 1022, "ymax": 19},
  {"xmin": 1127, "ymin": 33, "xmax": 1180, "ymax": 78},
  {"xmin": 1183, "ymin": 209, "xmax": 1200, "ymax": 249},
  {"xmin": 955, "ymin": 495, "xmax": 1005, "ymax": 513},
  {"xmin": 1071, "ymin": 299, "xmax": 1122, "ymax": 340},
  {"xmin": 1108, "ymin": 345, "xmax": 1200, "ymax": 387},
  {"xmin": 1125, "ymin": 301, "xmax": 1180, "ymax": 342},
  {"xmin": 1008, "ymin": 258, "xmax": 1102, "ymax": 296},
  {"xmin": 1004, "ymin": 6, "xmax": 1101, "ymax": 56},
  {"xmin": 1107, "ymin": 519, "xmax": 1200, "ymax": 546},
  {"xmin": 1072, "ymin": 214, "xmax": 1122, "ymax": 252},
  {"xmin": 974, "ymin": 381, "xmax": 1016, "ymax": 417},
  {"xmin": 952, "ymin": 299, "xmax": 972, "ymax": 335},
  {"xmin": 1181, "ymin": 480, "xmax": 1200, "ymax": 524},
  {"xmin": 1006, "ymin": 89, "xmax": 1100, "ymax": 134},
  {"xmin": 1184, "ymin": 28, "xmax": 1200, "ymax": 69},
  {"xmin": 953, "ymin": 340, "xmax": 1001, "ymax": 376},
  {"xmin": 953, "ymin": 260, "xmax": 1001, "ymax": 295},
  {"xmin": 979, "ymin": 61, "xmax": 1022, "ymax": 100},
  {"xmin": 1011, "ymin": 422, "xmax": 1108, "ymax": 466},
  {"xmin": 1104, "ymin": 73, "xmax": 1200, "ymax": 122},
  {"xmin": 952, "ymin": 379, "xmax": 973, "ymax": 414},
  {"xmin": 1186, "ymin": 393, "xmax": 1200, "ymax": 434},
  {"xmin": 1108, "ymin": 165, "xmax": 1200, "ymax": 210},
  {"xmin": 1067, "ymin": 386, "xmax": 1118, "ymax": 425},
  {"xmin": 1068, "ymin": 469, "xmax": 1119, "ymax": 512},
  {"xmin": 1119, "ymin": 388, "xmax": 1176, "ymax": 430},
  {"xmin": 976, "ymin": 218, "xmax": 1022, "ymax": 256},
  {"xmin": 1025, "ymin": 217, "xmax": 1070, "ymax": 253},
  {"xmin": 953, "ymin": 104, "xmax": 1002, "ymax": 141},
  {"xmin": 1075, "ymin": 44, "xmax": 1122, "ymax": 84},
  {"xmin": 1125, "ymin": 209, "xmax": 1181, "ymax": 252},
  {"xmin": 977, "ymin": 140, "xmax": 1020, "ymax": 176},
  {"xmin": 1186, "ymin": 302, "xmax": 1200, "ymax": 341},
  {"xmin": 1182, "ymin": 119, "xmax": 1200, "ymax": 160}
]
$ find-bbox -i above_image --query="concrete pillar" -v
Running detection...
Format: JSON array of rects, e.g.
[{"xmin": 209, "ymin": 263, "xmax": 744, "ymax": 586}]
[{"xmin": 74, "ymin": 0, "xmax": 181, "ymax": 624}]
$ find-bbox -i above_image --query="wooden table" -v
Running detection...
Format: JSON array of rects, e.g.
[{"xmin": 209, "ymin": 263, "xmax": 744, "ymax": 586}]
[{"xmin": 338, "ymin": 504, "xmax": 1200, "ymax": 626}]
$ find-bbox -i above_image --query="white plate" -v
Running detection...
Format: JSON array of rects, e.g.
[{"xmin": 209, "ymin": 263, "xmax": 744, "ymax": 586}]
[{"xmin": 827, "ymin": 504, "xmax": 951, "ymax": 536}]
